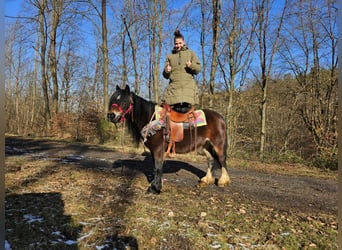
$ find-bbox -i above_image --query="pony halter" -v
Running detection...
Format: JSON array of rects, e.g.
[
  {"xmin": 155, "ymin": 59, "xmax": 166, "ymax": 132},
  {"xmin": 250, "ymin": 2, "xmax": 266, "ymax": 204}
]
[{"xmin": 111, "ymin": 103, "xmax": 133, "ymax": 122}]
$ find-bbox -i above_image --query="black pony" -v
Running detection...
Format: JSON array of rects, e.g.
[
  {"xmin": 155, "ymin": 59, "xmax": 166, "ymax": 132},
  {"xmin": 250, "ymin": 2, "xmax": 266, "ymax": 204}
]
[{"xmin": 107, "ymin": 85, "xmax": 230, "ymax": 194}]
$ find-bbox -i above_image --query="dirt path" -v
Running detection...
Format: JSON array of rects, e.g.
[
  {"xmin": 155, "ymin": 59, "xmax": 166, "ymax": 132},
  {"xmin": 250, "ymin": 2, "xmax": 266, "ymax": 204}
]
[{"xmin": 5, "ymin": 136, "xmax": 337, "ymax": 215}]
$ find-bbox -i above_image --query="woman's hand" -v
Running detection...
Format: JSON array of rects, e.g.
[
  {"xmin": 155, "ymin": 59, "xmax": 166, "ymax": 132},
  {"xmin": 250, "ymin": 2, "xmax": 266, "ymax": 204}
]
[{"xmin": 166, "ymin": 62, "xmax": 172, "ymax": 72}]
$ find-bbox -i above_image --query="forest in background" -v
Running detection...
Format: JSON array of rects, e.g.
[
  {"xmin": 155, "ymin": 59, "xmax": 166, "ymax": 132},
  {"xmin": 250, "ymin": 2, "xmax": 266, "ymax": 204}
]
[{"xmin": 5, "ymin": 0, "xmax": 338, "ymax": 169}]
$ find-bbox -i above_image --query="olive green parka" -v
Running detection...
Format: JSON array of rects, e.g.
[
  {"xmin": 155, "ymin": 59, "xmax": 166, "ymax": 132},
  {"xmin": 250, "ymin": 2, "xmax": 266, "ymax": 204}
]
[{"xmin": 162, "ymin": 45, "xmax": 201, "ymax": 105}]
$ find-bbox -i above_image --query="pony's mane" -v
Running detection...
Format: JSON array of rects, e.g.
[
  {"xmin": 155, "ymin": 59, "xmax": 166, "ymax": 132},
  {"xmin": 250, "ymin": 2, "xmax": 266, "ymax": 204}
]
[{"xmin": 126, "ymin": 92, "xmax": 156, "ymax": 146}]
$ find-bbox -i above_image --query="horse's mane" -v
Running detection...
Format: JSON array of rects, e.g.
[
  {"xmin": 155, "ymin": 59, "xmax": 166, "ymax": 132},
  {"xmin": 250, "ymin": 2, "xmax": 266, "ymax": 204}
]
[{"xmin": 126, "ymin": 92, "xmax": 156, "ymax": 146}]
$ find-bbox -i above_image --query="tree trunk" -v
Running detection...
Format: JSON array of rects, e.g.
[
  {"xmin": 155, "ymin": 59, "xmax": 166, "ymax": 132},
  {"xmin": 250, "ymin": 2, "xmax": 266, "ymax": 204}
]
[
  {"xmin": 39, "ymin": 0, "xmax": 51, "ymax": 131},
  {"xmin": 129, "ymin": 0, "xmax": 139, "ymax": 94},
  {"xmin": 31, "ymin": 24, "xmax": 39, "ymax": 129},
  {"xmin": 91, "ymin": 44, "xmax": 100, "ymax": 106},
  {"xmin": 200, "ymin": 0, "xmax": 207, "ymax": 109},
  {"xmin": 122, "ymin": 8, "xmax": 139, "ymax": 94},
  {"xmin": 50, "ymin": 0, "xmax": 63, "ymax": 115},
  {"xmin": 156, "ymin": 0, "xmax": 165, "ymax": 100},
  {"xmin": 148, "ymin": 0, "xmax": 165, "ymax": 103},
  {"xmin": 226, "ymin": 74, "xmax": 235, "ymax": 155},
  {"xmin": 209, "ymin": 0, "xmax": 221, "ymax": 108},
  {"xmin": 256, "ymin": 0, "xmax": 287, "ymax": 160},
  {"xmin": 121, "ymin": 26, "xmax": 127, "ymax": 87},
  {"xmin": 15, "ymin": 44, "xmax": 22, "ymax": 134},
  {"xmin": 102, "ymin": 0, "xmax": 109, "ymax": 114},
  {"xmin": 225, "ymin": 0, "xmax": 237, "ymax": 156},
  {"xmin": 259, "ymin": 77, "xmax": 268, "ymax": 159},
  {"xmin": 62, "ymin": 42, "xmax": 72, "ymax": 112},
  {"xmin": 150, "ymin": 0, "xmax": 158, "ymax": 103}
]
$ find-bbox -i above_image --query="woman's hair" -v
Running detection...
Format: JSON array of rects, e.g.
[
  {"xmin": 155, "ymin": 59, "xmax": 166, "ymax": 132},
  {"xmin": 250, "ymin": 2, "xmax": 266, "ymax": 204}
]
[{"xmin": 174, "ymin": 29, "xmax": 184, "ymax": 41}]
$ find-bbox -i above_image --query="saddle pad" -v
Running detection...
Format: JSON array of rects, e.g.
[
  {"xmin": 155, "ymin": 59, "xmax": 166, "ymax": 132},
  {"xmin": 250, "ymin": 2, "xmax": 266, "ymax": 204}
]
[{"xmin": 155, "ymin": 106, "xmax": 207, "ymax": 127}]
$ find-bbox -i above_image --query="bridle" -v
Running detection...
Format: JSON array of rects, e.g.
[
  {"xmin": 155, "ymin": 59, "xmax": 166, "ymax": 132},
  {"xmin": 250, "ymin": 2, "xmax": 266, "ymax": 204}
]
[{"xmin": 111, "ymin": 101, "xmax": 133, "ymax": 122}]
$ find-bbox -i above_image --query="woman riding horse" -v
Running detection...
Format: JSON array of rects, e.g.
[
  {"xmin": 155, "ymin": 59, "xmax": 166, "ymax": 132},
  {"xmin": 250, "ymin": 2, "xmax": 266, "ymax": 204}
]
[{"xmin": 108, "ymin": 85, "xmax": 230, "ymax": 194}]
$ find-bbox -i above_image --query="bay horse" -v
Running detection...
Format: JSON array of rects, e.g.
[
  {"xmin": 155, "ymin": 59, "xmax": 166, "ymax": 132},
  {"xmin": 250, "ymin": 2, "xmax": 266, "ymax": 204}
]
[{"xmin": 107, "ymin": 85, "xmax": 230, "ymax": 194}]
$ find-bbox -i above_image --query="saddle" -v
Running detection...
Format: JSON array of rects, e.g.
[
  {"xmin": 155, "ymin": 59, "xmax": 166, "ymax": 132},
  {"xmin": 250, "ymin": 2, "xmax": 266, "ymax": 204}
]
[{"xmin": 161, "ymin": 103, "xmax": 196, "ymax": 158}]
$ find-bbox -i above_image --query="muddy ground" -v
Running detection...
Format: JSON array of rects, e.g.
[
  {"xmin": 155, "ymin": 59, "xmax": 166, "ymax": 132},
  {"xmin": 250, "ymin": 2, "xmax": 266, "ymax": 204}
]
[{"xmin": 5, "ymin": 136, "xmax": 337, "ymax": 215}]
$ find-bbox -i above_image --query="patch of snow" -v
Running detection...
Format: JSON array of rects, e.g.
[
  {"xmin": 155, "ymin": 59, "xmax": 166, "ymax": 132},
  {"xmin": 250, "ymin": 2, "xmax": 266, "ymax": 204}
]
[
  {"xmin": 96, "ymin": 244, "xmax": 111, "ymax": 250},
  {"xmin": 51, "ymin": 231, "xmax": 66, "ymax": 240},
  {"xmin": 5, "ymin": 240, "xmax": 12, "ymax": 250},
  {"xmin": 30, "ymin": 152, "xmax": 48, "ymax": 158},
  {"xmin": 64, "ymin": 240, "xmax": 77, "ymax": 245},
  {"xmin": 78, "ymin": 230, "xmax": 94, "ymax": 241},
  {"xmin": 5, "ymin": 146, "xmax": 26, "ymax": 154},
  {"xmin": 206, "ymin": 232, "xmax": 218, "ymax": 237},
  {"xmin": 226, "ymin": 243, "xmax": 235, "ymax": 250},
  {"xmin": 281, "ymin": 232, "xmax": 291, "ymax": 236},
  {"xmin": 88, "ymin": 217, "xmax": 103, "ymax": 222},
  {"xmin": 23, "ymin": 214, "xmax": 43, "ymax": 224},
  {"xmin": 79, "ymin": 221, "xmax": 92, "ymax": 226},
  {"xmin": 210, "ymin": 242, "xmax": 221, "ymax": 249},
  {"xmin": 66, "ymin": 155, "xmax": 85, "ymax": 161},
  {"xmin": 159, "ymin": 221, "xmax": 170, "ymax": 228},
  {"xmin": 238, "ymin": 243, "xmax": 250, "ymax": 250}
]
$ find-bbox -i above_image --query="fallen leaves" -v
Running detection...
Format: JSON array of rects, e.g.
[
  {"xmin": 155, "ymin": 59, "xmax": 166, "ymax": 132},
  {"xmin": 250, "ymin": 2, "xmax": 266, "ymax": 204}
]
[{"xmin": 5, "ymin": 137, "xmax": 338, "ymax": 249}]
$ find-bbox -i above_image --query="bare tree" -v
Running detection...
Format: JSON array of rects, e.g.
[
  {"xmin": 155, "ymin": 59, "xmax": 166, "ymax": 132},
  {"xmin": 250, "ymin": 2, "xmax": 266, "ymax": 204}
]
[
  {"xmin": 14, "ymin": 38, "xmax": 23, "ymax": 134},
  {"xmin": 101, "ymin": 0, "xmax": 109, "ymax": 113},
  {"xmin": 148, "ymin": 0, "xmax": 165, "ymax": 103},
  {"xmin": 6, "ymin": 7, "xmax": 44, "ymax": 135},
  {"xmin": 91, "ymin": 42, "xmax": 101, "ymax": 106},
  {"xmin": 280, "ymin": 0, "xmax": 337, "ymax": 156},
  {"xmin": 122, "ymin": 18, "xmax": 135, "ymax": 91},
  {"xmin": 199, "ymin": 0, "xmax": 209, "ymax": 108},
  {"xmin": 208, "ymin": 0, "xmax": 221, "ymax": 108},
  {"xmin": 60, "ymin": 40, "xmax": 73, "ymax": 112},
  {"xmin": 5, "ymin": 23, "xmax": 16, "ymax": 130},
  {"xmin": 253, "ymin": 0, "xmax": 287, "ymax": 159},
  {"xmin": 49, "ymin": 0, "xmax": 63, "ymax": 115},
  {"xmin": 121, "ymin": 0, "xmax": 140, "ymax": 94},
  {"xmin": 30, "ymin": 23, "xmax": 40, "ymax": 130},
  {"xmin": 218, "ymin": 0, "xmax": 254, "ymax": 155},
  {"xmin": 37, "ymin": 0, "xmax": 51, "ymax": 131},
  {"xmin": 87, "ymin": 0, "xmax": 109, "ymax": 113}
]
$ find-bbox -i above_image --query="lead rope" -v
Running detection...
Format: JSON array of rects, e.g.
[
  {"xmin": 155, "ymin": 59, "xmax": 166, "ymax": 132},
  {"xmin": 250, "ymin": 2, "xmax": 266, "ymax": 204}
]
[
  {"xmin": 121, "ymin": 119, "xmax": 126, "ymax": 151},
  {"xmin": 118, "ymin": 97, "xmax": 134, "ymax": 151},
  {"xmin": 194, "ymin": 115, "xmax": 197, "ymax": 156},
  {"xmin": 189, "ymin": 112, "xmax": 197, "ymax": 156},
  {"xmin": 189, "ymin": 113, "xmax": 193, "ymax": 153}
]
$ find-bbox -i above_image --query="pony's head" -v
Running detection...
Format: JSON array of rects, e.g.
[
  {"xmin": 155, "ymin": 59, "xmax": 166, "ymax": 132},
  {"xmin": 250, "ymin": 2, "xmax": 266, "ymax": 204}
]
[{"xmin": 107, "ymin": 85, "xmax": 133, "ymax": 124}]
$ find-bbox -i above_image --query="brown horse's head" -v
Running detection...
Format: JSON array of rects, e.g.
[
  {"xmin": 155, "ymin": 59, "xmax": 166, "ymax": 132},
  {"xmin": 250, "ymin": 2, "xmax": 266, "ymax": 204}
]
[{"xmin": 107, "ymin": 85, "xmax": 133, "ymax": 124}]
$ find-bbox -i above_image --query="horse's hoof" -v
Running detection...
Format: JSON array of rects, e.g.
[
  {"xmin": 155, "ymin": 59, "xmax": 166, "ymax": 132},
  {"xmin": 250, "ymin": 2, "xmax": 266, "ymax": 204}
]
[
  {"xmin": 199, "ymin": 177, "xmax": 215, "ymax": 187},
  {"xmin": 217, "ymin": 180, "xmax": 230, "ymax": 187},
  {"xmin": 198, "ymin": 181, "xmax": 209, "ymax": 188},
  {"xmin": 146, "ymin": 186, "xmax": 161, "ymax": 194}
]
